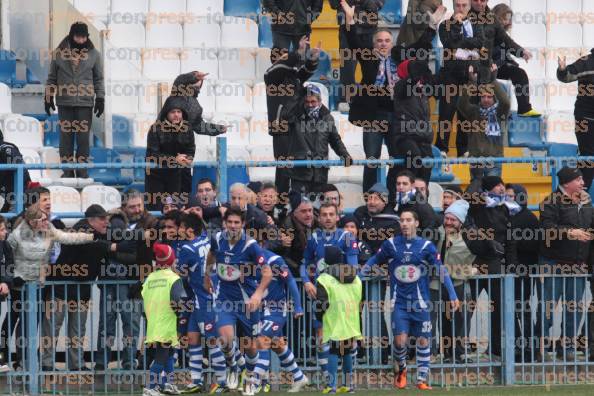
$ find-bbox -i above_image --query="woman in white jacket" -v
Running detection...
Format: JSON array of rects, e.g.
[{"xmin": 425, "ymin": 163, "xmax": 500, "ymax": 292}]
[{"xmin": 6, "ymin": 205, "xmax": 94, "ymax": 370}]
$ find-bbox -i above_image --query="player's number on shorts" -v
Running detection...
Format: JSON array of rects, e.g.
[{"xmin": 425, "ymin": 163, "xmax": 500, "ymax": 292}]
[
  {"xmin": 260, "ymin": 320, "xmax": 274, "ymax": 332},
  {"xmin": 422, "ymin": 321, "xmax": 432, "ymax": 333}
]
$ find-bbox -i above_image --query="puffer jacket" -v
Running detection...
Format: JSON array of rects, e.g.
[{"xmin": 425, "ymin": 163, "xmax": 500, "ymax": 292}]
[
  {"xmin": 263, "ymin": 0, "xmax": 323, "ymax": 35},
  {"xmin": 353, "ymin": 204, "xmax": 400, "ymax": 253},
  {"xmin": 145, "ymin": 96, "xmax": 195, "ymax": 175},
  {"xmin": 392, "ymin": 76, "xmax": 434, "ymax": 144},
  {"xmin": 7, "ymin": 220, "xmax": 94, "ymax": 285},
  {"xmin": 539, "ymin": 188, "xmax": 594, "ymax": 264},
  {"xmin": 46, "ymin": 37, "xmax": 104, "ymax": 107},
  {"xmin": 287, "ymin": 105, "xmax": 351, "ymax": 184},
  {"xmin": 431, "ymin": 226, "xmax": 478, "ymax": 289}
]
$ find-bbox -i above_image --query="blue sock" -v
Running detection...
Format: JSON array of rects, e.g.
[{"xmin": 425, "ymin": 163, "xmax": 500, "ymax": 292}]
[
  {"xmin": 342, "ymin": 353, "xmax": 353, "ymax": 387},
  {"xmin": 318, "ymin": 343, "xmax": 330, "ymax": 382},
  {"xmin": 416, "ymin": 345, "xmax": 431, "ymax": 383},
  {"xmin": 327, "ymin": 353, "xmax": 339, "ymax": 390},
  {"xmin": 161, "ymin": 355, "xmax": 175, "ymax": 387},
  {"xmin": 222, "ymin": 340, "xmax": 237, "ymax": 370},
  {"xmin": 278, "ymin": 345, "xmax": 305, "ymax": 382},
  {"xmin": 235, "ymin": 344, "xmax": 246, "ymax": 372},
  {"xmin": 254, "ymin": 350, "xmax": 270, "ymax": 385},
  {"xmin": 245, "ymin": 351, "xmax": 259, "ymax": 373},
  {"xmin": 209, "ymin": 345, "xmax": 227, "ymax": 385},
  {"xmin": 394, "ymin": 346, "xmax": 407, "ymax": 372},
  {"xmin": 149, "ymin": 361, "xmax": 164, "ymax": 389},
  {"xmin": 189, "ymin": 344, "xmax": 203, "ymax": 385}
]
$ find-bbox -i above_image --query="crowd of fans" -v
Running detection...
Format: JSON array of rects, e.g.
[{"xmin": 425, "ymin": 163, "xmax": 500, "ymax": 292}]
[{"xmin": 0, "ymin": 0, "xmax": 593, "ymax": 394}]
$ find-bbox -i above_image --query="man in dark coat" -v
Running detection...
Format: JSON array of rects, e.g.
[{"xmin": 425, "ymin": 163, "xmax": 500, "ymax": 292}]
[
  {"xmin": 0, "ymin": 129, "xmax": 31, "ymax": 212},
  {"xmin": 0, "ymin": 215, "xmax": 13, "ymax": 371},
  {"xmin": 392, "ymin": 170, "xmax": 438, "ymax": 240},
  {"xmin": 145, "ymin": 96, "xmax": 196, "ymax": 211},
  {"xmin": 286, "ymin": 85, "xmax": 352, "ymax": 195},
  {"xmin": 45, "ymin": 22, "xmax": 104, "ymax": 178},
  {"xmin": 262, "ymin": 0, "xmax": 323, "ymax": 52}
]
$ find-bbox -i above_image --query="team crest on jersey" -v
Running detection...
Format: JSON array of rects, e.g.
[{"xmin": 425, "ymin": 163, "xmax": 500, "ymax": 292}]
[
  {"xmin": 258, "ymin": 256, "xmax": 265, "ymax": 264},
  {"xmin": 272, "ymin": 324, "xmax": 279, "ymax": 331},
  {"xmin": 394, "ymin": 265, "xmax": 421, "ymax": 283},
  {"xmin": 218, "ymin": 263, "xmax": 241, "ymax": 281},
  {"xmin": 224, "ymin": 255, "xmax": 231, "ymax": 264},
  {"xmin": 205, "ymin": 323, "xmax": 213, "ymax": 331},
  {"xmin": 351, "ymin": 241, "xmax": 358, "ymax": 249}
]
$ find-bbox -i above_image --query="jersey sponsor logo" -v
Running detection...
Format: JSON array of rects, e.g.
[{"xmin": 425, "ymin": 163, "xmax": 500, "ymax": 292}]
[
  {"xmin": 258, "ymin": 256, "xmax": 265, "ymax": 264},
  {"xmin": 352, "ymin": 241, "xmax": 358, "ymax": 249},
  {"xmin": 272, "ymin": 324, "xmax": 279, "ymax": 331},
  {"xmin": 217, "ymin": 263, "xmax": 242, "ymax": 281},
  {"xmin": 394, "ymin": 264, "xmax": 421, "ymax": 283}
]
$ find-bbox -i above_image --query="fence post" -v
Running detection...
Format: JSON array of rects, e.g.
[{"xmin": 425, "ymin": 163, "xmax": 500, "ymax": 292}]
[
  {"xmin": 26, "ymin": 281, "xmax": 39, "ymax": 395},
  {"xmin": 369, "ymin": 279, "xmax": 381, "ymax": 366},
  {"xmin": 503, "ymin": 274, "xmax": 515, "ymax": 385},
  {"xmin": 15, "ymin": 166, "xmax": 24, "ymax": 214},
  {"xmin": 217, "ymin": 136, "xmax": 228, "ymax": 203}
]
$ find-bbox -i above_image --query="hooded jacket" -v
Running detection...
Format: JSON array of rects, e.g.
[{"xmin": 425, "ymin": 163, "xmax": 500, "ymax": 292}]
[
  {"xmin": 263, "ymin": 0, "xmax": 323, "ymax": 35},
  {"xmin": 539, "ymin": 188, "xmax": 594, "ymax": 264},
  {"xmin": 46, "ymin": 36, "xmax": 104, "ymax": 108},
  {"xmin": 0, "ymin": 130, "xmax": 31, "ymax": 209},
  {"xmin": 557, "ymin": 48, "xmax": 594, "ymax": 119},
  {"xmin": 354, "ymin": 185, "xmax": 400, "ymax": 253},
  {"xmin": 507, "ymin": 184, "xmax": 539, "ymax": 268},
  {"xmin": 165, "ymin": 73, "xmax": 226, "ymax": 136},
  {"xmin": 287, "ymin": 104, "xmax": 351, "ymax": 184},
  {"xmin": 145, "ymin": 96, "xmax": 196, "ymax": 176}
]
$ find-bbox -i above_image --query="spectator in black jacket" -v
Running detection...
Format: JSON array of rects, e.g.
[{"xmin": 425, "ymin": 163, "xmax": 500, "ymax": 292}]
[
  {"xmin": 145, "ymin": 96, "xmax": 196, "ymax": 211},
  {"xmin": 264, "ymin": 37, "xmax": 319, "ymax": 194},
  {"xmin": 0, "ymin": 215, "xmax": 13, "ymax": 371},
  {"xmin": 558, "ymin": 48, "xmax": 594, "ymax": 190},
  {"xmin": 286, "ymin": 85, "xmax": 352, "ymax": 195},
  {"xmin": 41, "ymin": 204, "xmax": 114, "ymax": 371},
  {"xmin": 263, "ymin": 0, "xmax": 323, "ymax": 53},
  {"xmin": 467, "ymin": 175, "xmax": 519, "ymax": 358},
  {"xmin": 0, "ymin": 130, "xmax": 31, "ymax": 212},
  {"xmin": 278, "ymin": 193, "xmax": 317, "ymax": 276},
  {"xmin": 392, "ymin": 170, "xmax": 438, "ymax": 240},
  {"xmin": 353, "ymin": 183, "xmax": 400, "ymax": 253},
  {"xmin": 396, "ymin": 0, "xmax": 447, "ymax": 58},
  {"xmin": 539, "ymin": 167, "xmax": 594, "ymax": 359},
  {"xmin": 329, "ymin": 0, "xmax": 385, "ymax": 106},
  {"xmin": 257, "ymin": 182, "xmax": 288, "ymax": 226}
]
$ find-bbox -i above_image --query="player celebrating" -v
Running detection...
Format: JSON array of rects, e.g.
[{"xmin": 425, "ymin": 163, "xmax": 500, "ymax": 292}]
[
  {"xmin": 300, "ymin": 203, "xmax": 359, "ymax": 392},
  {"xmin": 175, "ymin": 213, "xmax": 229, "ymax": 393},
  {"xmin": 362, "ymin": 210, "xmax": 459, "ymax": 390},
  {"xmin": 253, "ymin": 249, "xmax": 309, "ymax": 393},
  {"xmin": 204, "ymin": 208, "xmax": 272, "ymax": 396}
]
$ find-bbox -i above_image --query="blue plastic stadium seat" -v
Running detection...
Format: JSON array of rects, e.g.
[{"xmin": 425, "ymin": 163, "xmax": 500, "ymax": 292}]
[
  {"xmin": 380, "ymin": 0, "xmax": 402, "ymax": 24},
  {"xmin": 26, "ymin": 68, "xmax": 41, "ymax": 84},
  {"xmin": 548, "ymin": 143, "xmax": 578, "ymax": 170},
  {"xmin": 43, "ymin": 114, "xmax": 61, "ymax": 147},
  {"xmin": 0, "ymin": 50, "xmax": 27, "ymax": 88},
  {"xmin": 508, "ymin": 112, "xmax": 548, "ymax": 150},
  {"xmin": 311, "ymin": 50, "xmax": 332, "ymax": 81},
  {"xmin": 224, "ymin": 0, "xmax": 260, "ymax": 20},
  {"xmin": 89, "ymin": 148, "xmax": 133, "ymax": 186},
  {"xmin": 112, "ymin": 115, "xmax": 133, "ymax": 149},
  {"xmin": 430, "ymin": 145, "xmax": 455, "ymax": 183},
  {"xmin": 132, "ymin": 147, "xmax": 147, "ymax": 183},
  {"xmin": 259, "ymin": 15, "xmax": 273, "ymax": 48}
]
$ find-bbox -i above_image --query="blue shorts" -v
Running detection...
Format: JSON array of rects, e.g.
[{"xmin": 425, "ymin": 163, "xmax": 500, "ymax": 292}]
[
  {"xmin": 216, "ymin": 299, "xmax": 261, "ymax": 337},
  {"xmin": 391, "ymin": 303, "xmax": 432, "ymax": 339},
  {"xmin": 259, "ymin": 312, "xmax": 287, "ymax": 338},
  {"xmin": 188, "ymin": 304, "xmax": 219, "ymax": 339}
]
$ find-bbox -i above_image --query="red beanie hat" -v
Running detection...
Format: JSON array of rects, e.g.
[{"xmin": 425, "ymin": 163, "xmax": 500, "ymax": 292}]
[
  {"xmin": 153, "ymin": 243, "xmax": 175, "ymax": 267},
  {"xmin": 397, "ymin": 59, "xmax": 411, "ymax": 80}
]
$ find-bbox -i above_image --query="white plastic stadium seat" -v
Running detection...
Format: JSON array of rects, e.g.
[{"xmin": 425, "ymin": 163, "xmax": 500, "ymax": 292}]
[
  {"xmin": 142, "ymin": 51, "xmax": 181, "ymax": 81},
  {"xmin": 40, "ymin": 148, "xmax": 64, "ymax": 181},
  {"xmin": 0, "ymin": 83, "xmax": 11, "ymax": 114},
  {"xmin": 1, "ymin": 115, "xmax": 43, "ymax": 149},
  {"xmin": 332, "ymin": 112, "xmax": 363, "ymax": 149},
  {"xmin": 428, "ymin": 182, "xmax": 444, "ymax": 210},
  {"xmin": 73, "ymin": 0, "xmax": 109, "ymax": 19},
  {"xmin": 584, "ymin": 0, "xmax": 594, "ymax": 13},
  {"xmin": 111, "ymin": 0, "xmax": 148, "ymax": 15},
  {"xmin": 146, "ymin": 22, "xmax": 183, "ymax": 48},
  {"xmin": 583, "ymin": 24, "xmax": 594, "ymax": 48},
  {"xmin": 547, "ymin": 24, "xmax": 582, "ymax": 48},
  {"xmin": 248, "ymin": 146, "xmax": 275, "ymax": 182},
  {"xmin": 545, "ymin": 48, "xmax": 582, "ymax": 79},
  {"xmin": 252, "ymin": 82, "xmax": 268, "ymax": 113},
  {"xmin": 138, "ymin": 82, "xmax": 162, "ymax": 114},
  {"xmin": 546, "ymin": 112, "xmax": 578, "ymax": 145},
  {"xmin": 81, "ymin": 185, "xmax": 122, "ymax": 211},
  {"xmin": 197, "ymin": 80, "xmax": 216, "ymax": 114},
  {"xmin": 520, "ymin": 50, "xmax": 546, "ymax": 79},
  {"xmin": 211, "ymin": 114, "xmax": 250, "ymax": 146},
  {"xmin": 132, "ymin": 114, "xmax": 156, "ymax": 147},
  {"xmin": 255, "ymin": 48, "xmax": 272, "ymax": 82},
  {"xmin": 248, "ymin": 113, "xmax": 273, "ymax": 146},
  {"xmin": 489, "ymin": 0, "xmax": 510, "ymax": 6},
  {"xmin": 106, "ymin": 55, "xmax": 143, "ymax": 81},
  {"xmin": 221, "ymin": 17, "xmax": 258, "ymax": 48},
  {"xmin": 20, "ymin": 149, "xmax": 46, "ymax": 184},
  {"xmin": 181, "ymin": 49, "xmax": 219, "ymax": 80},
  {"xmin": 47, "ymin": 186, "xmax": 82, "ymax": 214},
  {"xmin": 513, "ymin": 0, "xmax": 546, "ymax": 15},
  {"xmin": 547, "ymin": 81, "xmax": 578, "ymax": 112},
  {"xmin": 108, "ymin": 84, "xmax": 140, "ymax": 114},
  {"xmin": 215, "ymin": 82, "xmax": 253, "ymax": 114},
  {"xmin": 510, "ymin": 22, "xmax": 546, "ymax": 49},
  {"xmin": 547, "ymin": 0, "xmax": 582, "ymax": 14},
  {"xmin": 107, "ymin": 23, "xmax": 146, "ymax": 48},
  {"xmin": 149, "ymin": 0, "xmax": 186, "ymax": 15},
  {"xmin": 336, "ymin": 183, "xmax": 365, "ymax": 210},
  {"xmin": 304, "ymin": 82, "xmax": 330, "ymax": 108},
  {"xmin": 184, "ymin": 18, "xmax": 221, "ymax": 48},
  {"xmin": 219, "ymin": 49, "xmax": 256, "ymax": 81},
  {"xmin": 187, "ymin": 0, "xmax": 224, "ymax": 17}
]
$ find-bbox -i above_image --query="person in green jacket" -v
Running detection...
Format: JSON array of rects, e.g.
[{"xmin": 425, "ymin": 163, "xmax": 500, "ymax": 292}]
[
  {"xmin": 142, "ymin": 243, "xmax": 192, "ymax": 396},
  {"xmin": 315, "ymin": 246, "xmax": 362, "ymax": 394}
]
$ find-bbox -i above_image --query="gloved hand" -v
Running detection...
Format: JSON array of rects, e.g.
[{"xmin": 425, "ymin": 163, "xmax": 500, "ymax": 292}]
[
  {"xmin": 94, "ymin": 97, "xmax": 105, "ymax": 117},
  {"xmin": 44, "ymin": 96, "xmax": 56, "ymax": 116}
]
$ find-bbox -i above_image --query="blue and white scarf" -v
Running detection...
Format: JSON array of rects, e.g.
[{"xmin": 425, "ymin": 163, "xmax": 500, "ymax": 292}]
[
  {"xmin": 306, "ymin": 104, "xmax": 322, "ymax": 120},
  {"xmin": 485, "ymin": 192, "xmax": 521, "ymax": 216},
  {"xmin": 479, "ymin": 102, "xmax": 501, "ymax": 141},
  {"xmin": 395, "ymin": 190, "xmax": 417, "ymax": 212},
  {"xmin": 375, "ymin": 55, "xmax": 398, "ymax": 91}
]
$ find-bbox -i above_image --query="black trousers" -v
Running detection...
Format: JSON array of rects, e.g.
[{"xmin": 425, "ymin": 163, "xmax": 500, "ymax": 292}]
[
  {"xmin": 272, "ymin": 32, "xmax": 304, "ymax": 53},
  {"xmin": 273, "ymin": 134, "xmax": 291, "ymax": 194},
  {"xmin": 58, "ymin": 106, "xmax": 93, "ymax": 178},
  {"xmin": 436, "ymin": 68, "xmax": 468, "ymax": 156},
  {"xmin": 575, "ymin": 117, "xmax": 594, "ymax": 190},
  {"xmin": 290, "ymin": 179, "xmax": 327, "ymax": 198},
  {"xmin": 497, "ymin": 64, "xmax": 532, "ymax": 114},
  {"xmin": 387, "ymin": 137, "xmax": 433, "ymax": 204},
  {"xmin": 145, "ymin": 169, "xmax": 184, "ymax": 211},
  {"xmin": 338, "ymin": 27, "xmax": 374, "ymax": 103}
]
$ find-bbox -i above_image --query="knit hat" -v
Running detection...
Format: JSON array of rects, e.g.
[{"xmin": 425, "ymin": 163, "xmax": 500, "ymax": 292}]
[
  {"xmin": 482, "ymin": 176, "xmax": 504, "ymax": 192},
  {"xmin": 247, "ymin": 181, "xmax": 262, "ymax": 194},
  {"xmin": 443, "ymin": 185, "xmax": 463, "ymax": 199},
  {"xmin": 557, "ymin": 166, "xmax": 583, "ymax": 186},
  {"xmin": 367, "ymin": 183, "xmax": 389, "ymax": 203},
  {"xmin": 324, "ymin": 246, "xmax": 345, "ymax": 266},
  {"xmin": 338, "ymin": 214, "xmax": 360, "ymax": 229},
  {"xmin": 444, "ymin": 199, "xmax": 469, "ymax": 223},
  {"xmin": 153, "ymin": 243, "xmax": 175, "ymax": 267},
  {"xmin": 289, "ymin": 190, "xmax": 311, "ymax": 212},
  {"xmin": 305, "ymin": 83, "xmax": 322, "ymax": 99},
  {"xmin": 397, "ymin": 59, "xmax": 411, "ymax": 80},
  {"xmin": 69, "ymin": 22, "xmax": 89, "ymax": 38}
]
